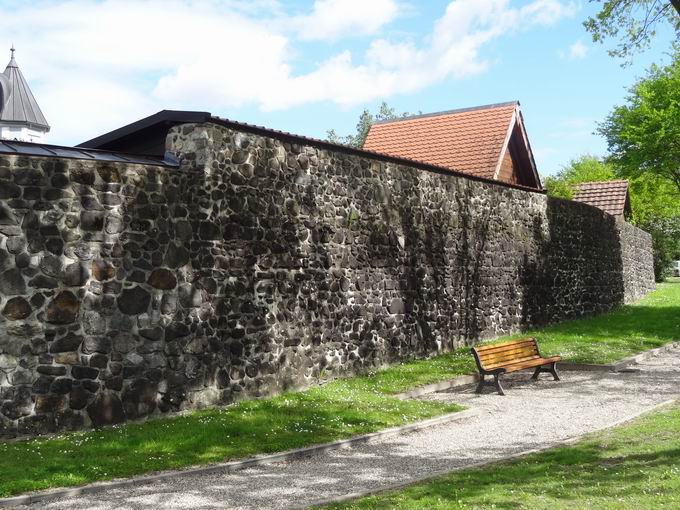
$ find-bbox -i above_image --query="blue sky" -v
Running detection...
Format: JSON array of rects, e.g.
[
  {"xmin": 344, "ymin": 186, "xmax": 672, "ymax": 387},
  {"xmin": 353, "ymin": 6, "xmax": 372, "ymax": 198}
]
[{"xmin": 0, "ymin": 0, "xmax": 676, "ymax": 176}]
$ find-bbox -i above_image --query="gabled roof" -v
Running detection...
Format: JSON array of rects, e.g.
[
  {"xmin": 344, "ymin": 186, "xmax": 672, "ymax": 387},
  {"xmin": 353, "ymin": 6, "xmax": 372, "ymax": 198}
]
[
  {"xmin": 0, "ymin": 48, "xmax": 50, "ymax": 131},
  {"xmin": 363, "ymin": 101, "xmax": 541, "ymax": 188},
  {"xmin": 572, "ymin": 180, "xmax": 631, "ymax": 219}
]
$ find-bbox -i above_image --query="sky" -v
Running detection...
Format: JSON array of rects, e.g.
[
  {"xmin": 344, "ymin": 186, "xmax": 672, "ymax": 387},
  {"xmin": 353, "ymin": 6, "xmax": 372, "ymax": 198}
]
[{"xmin": 0, "ymin": 0, "xmax": 676, "ymax": 177}]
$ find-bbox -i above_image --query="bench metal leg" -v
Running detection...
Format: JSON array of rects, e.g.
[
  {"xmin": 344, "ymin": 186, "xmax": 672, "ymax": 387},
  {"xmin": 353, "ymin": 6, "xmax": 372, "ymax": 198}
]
[
  {"xmin": 475, "ymin": 374, "xmax": 505, "ymax": 395},
  {"xmin": 549, "ymin": 363, "xmax": 560, "ymax": 381},
  {"xmin": 475, "ymin": 375, "xmax": 485, "ymax": 394},
  {"xmin": 531, "ymin": 363, "xmax": 560, "ymax": 381},
  {"xmin": 493, "ymin": 374, "xmax": 505, "ymax": 396}
]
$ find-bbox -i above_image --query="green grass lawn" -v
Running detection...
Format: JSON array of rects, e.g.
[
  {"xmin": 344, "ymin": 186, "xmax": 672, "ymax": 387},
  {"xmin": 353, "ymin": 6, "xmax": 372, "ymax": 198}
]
[
  {"xmin": 323, "ymin": 402, "xmax": 680, "ymax": 510},
  {"xmin": 0, "ymin": 280, "xmax": 677, "ymax": 498}
]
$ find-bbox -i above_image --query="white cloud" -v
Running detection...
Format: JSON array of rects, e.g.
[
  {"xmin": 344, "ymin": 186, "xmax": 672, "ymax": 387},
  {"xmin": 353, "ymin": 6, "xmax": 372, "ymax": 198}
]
[
  {"xmin": 569, "ymin": 40, "xmax": 589, "ymax": 59},
  {"xmin": 291, "ymin": 0, "xmax": 401, "ymax": 41},
  {"xmin": 519, "ymin": 0, "xmax": 577, "ymax": 25},
  {"xmin": 0, "ymin": 0, "xmax": 576, "ymax": 143},
  {"xmin": 560, "ymin": 39, "xmax": 589, "ymax": 60}
]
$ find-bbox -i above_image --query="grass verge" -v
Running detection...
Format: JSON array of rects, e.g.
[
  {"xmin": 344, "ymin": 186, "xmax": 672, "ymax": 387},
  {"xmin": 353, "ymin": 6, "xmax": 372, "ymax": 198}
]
[{"xmin": 323, "ymin": 402, "xmax": 680, "ymax": 510}]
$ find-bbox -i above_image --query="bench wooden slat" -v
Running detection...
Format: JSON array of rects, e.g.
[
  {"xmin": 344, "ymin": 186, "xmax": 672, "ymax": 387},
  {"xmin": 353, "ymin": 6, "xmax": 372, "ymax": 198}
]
[
  {"xmin": 484, "ymin": 354, "xmax": 542, "ymax": 369},
  {"xmin": 500, "ymin": 356, "xmax": 561, "ymax": 373},
  {"xmin": 475, "ymin": 338, "xmax": 536, "ymax": 350},
  {"xmin": 478, "ymin": 345, "xmax": 539, "ymax": 361},
  {"xmin": 474, "ymin": 338, "xmax": 536, "ymax": 354},
  {"xmin": 476, "ymin": 347, "xmax": 535, "ymax": 358},
  {"xmin": 482, "ymin": 353, "xmax": 540, "ymax": 367}
]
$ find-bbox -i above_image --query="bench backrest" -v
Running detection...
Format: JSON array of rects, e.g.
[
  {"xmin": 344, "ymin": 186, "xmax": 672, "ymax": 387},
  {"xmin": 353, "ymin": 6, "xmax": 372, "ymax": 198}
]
[{"xmin": 472, "ymin": 338, "xmax": 540, "ymax": 371}]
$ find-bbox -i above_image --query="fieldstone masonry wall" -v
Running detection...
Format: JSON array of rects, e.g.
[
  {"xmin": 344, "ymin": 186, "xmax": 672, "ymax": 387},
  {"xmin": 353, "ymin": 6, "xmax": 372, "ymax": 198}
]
[
  {"xmin": 0, "ymin": 122, "xmax": 655, "ymax": 437},
  {"xmin": 617, "ymin": 220, "xmax": 655, "ymax": 303}
]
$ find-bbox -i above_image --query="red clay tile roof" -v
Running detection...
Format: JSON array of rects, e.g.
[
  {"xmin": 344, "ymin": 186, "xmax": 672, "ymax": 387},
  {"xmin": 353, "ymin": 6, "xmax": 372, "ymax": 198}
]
[
  {"xmin": 363, "ymin": 102, "xmax": 517, "ymax": 179},
  {"xmin": 572, "ymin": 180, "xmax": 630, "ymax": 218}
]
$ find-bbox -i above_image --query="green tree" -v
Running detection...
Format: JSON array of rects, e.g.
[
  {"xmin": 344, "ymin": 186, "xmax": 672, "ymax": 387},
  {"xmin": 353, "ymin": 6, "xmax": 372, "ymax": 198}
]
[
  {"xmin": 584, "ymin": 0, "xmax": 680, "ymax": 62},
  {"xmin": 644, "ymin": 215, "xmax": 680, "ymax": 280},
  {"xmin": 326, "ymin": 102, "xmax": 417, "ymax": 149},
  {"xmin": 543, "ymin": 155, "xmax": 616, "ymax": 199},
  {"xmin": 598, "ymin": 52, "xmax": 680, "ymax": 194},
  {"xmin": 629, "ymin": 175, "xmax": 680, "ymax": 280}
]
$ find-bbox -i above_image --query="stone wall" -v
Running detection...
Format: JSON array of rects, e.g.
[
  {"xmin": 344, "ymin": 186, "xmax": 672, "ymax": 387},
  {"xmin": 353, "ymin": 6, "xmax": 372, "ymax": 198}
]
[
  {"xmin": 0, "ymin": 122, "xmax": 655, "ymax": 437},
  {"xmin": 617, "ymin": 220, "xmax": 656, "ymax": 303}
]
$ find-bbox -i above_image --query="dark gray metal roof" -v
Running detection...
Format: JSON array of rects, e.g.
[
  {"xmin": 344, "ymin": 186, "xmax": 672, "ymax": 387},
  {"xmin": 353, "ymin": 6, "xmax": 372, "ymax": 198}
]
[
  {"xmin": 0, "ymin": 48, "xmax": 50, "ymax": 131},
  {"xmin": 0, "ymin": 139, "xmax": 178, "ymax": 167}
]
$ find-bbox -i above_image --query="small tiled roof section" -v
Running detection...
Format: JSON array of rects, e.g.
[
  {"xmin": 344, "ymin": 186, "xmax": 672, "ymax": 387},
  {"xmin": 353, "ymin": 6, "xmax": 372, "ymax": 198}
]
[
  {"xmin": 363, "ymin": 102, "xmax": 517, "ymax": 179},
  {"xmin": 572, "ymin": 180, "xmax": 630, "ymax": 218}
]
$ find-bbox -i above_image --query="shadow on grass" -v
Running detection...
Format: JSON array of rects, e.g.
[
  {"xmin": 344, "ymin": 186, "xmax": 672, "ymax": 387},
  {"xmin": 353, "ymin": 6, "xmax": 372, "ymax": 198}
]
[
  {"xmin": 348, "ymin": 446, "xmax": 680, "ymax": 510},
  {"xmin": 327, "ymin": 406, "xmax": 680, "ymax": 510}
]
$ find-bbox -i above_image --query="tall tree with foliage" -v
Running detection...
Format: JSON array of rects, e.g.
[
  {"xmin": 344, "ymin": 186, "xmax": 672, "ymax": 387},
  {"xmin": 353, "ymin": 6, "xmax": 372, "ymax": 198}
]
[
  {"xmin": 629, "ymin": 175, "xmax": 680, "ymax": 280},
  {"xmin": 326, "ymin": 102, "xmax": 416, "ymax": 149},
  {"xmin": 543, "ymin": 155, "xmax": 616, "ymax": 199},
  {"xmin": 584, "ymin": 0, "xmax": 680, "ymax": 61},
  {"xmin": 598, "ymin": 52, "xmax": 680, "ymax": 194}
]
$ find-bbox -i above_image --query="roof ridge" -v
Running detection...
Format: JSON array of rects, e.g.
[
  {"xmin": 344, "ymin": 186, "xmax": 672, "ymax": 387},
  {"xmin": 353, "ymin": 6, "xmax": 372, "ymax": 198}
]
[
  {"xmin": 373, "ymin": 101, "xmax": 519, "ymax": 125},
  {"xmin": 574, "ymin": 179, "xmax": 629, "ymax": 187}
]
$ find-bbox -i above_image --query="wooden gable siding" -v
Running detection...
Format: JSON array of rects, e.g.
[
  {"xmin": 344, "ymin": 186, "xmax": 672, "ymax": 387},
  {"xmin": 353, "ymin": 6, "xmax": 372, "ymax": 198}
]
[
  {"xmin": 498, "ymin": 147, "xmax": 518, "ymax": 184},
  {"xmin": 495, "ymin": 123, "xmax": 540, "ymax": 189}
]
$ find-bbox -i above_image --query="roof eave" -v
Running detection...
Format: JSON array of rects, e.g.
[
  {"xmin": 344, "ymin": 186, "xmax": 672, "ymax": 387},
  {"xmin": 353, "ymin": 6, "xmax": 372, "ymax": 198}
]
[
  {"xmin": 78, "ymin": 110, "xmax": 212, "ymax": 149},
  {"xmin": 0, "ymin": 119, "xmax": 50, "ymax": 132},
  {"xmin": 514, "ymin": 108, "xmax": 542, "ymax": 189}
]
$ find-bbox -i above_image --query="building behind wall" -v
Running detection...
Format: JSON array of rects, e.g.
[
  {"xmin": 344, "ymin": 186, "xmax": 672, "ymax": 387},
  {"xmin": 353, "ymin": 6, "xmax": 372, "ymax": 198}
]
[{"xmin": 0, "ymin": 47, "xmax": 50, "ymax": 143}]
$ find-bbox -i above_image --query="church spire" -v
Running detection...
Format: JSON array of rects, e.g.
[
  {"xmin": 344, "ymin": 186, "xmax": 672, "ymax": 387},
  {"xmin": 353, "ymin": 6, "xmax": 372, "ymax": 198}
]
[{"xmin": 0, "ymin": 46, "xmax": 50, "ymax": 143}]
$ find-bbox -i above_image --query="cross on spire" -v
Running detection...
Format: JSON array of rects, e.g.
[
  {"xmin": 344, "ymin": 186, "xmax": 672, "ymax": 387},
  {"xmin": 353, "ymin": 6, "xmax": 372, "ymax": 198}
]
[{"xmin": 10, "ymin": 44, "xmax": 15, "ymax": 58}]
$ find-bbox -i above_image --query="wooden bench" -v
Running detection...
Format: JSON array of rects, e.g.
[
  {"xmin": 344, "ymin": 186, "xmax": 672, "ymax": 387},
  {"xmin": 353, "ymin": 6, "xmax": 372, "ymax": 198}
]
[{"xmin": 471, "ymin": 338, "xmax": 561, "ymax": 395}]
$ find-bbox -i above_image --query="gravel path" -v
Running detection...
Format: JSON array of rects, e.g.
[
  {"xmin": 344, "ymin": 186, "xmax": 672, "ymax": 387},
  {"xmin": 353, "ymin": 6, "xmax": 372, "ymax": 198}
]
[{"xmin": 20, "ymin": 347, "xmax": 680, "ymax": 510}]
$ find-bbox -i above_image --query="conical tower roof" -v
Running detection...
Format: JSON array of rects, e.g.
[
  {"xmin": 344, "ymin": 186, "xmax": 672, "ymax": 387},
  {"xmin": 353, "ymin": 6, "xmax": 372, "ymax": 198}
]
[{"xmin": 0, "ymin": 47, "xmax": 50, "ymax": 131}]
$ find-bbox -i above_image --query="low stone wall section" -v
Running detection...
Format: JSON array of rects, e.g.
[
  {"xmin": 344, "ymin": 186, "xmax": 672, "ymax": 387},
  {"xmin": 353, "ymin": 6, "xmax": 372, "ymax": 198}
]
[{"xmin": 617, "ymin": 220, "xmax": 655, "ymax": 303}]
